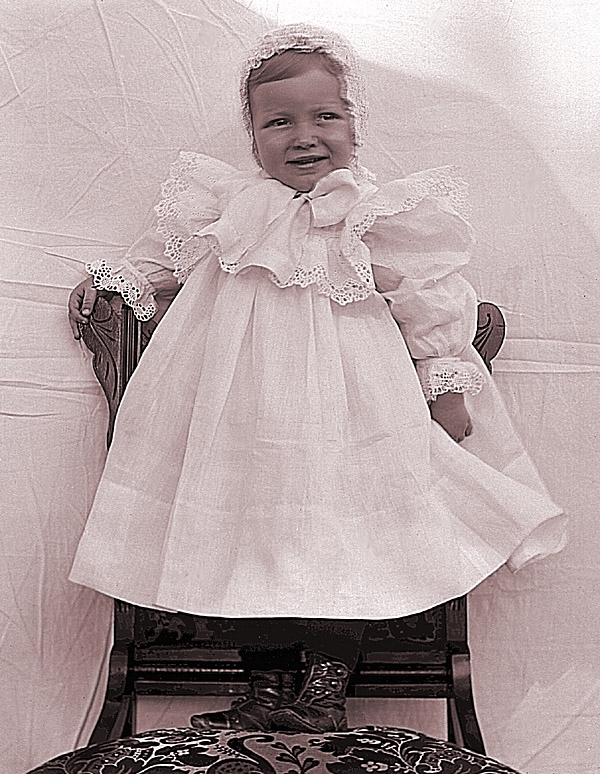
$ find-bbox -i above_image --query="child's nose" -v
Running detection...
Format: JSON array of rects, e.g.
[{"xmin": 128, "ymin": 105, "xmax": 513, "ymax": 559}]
[{"xmin": 293, "ymin": 124, "xmax": 318, "ymax": 148}]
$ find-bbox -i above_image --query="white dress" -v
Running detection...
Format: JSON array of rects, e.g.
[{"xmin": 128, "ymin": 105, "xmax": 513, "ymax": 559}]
[{"xmin": 69, "ymin": 152, "xmax": 566, "ymax": 619}]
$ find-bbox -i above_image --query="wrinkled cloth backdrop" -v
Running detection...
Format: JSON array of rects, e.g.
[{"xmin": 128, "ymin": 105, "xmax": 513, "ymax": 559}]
[{"xmin": 1, "ymin": 1, "xmax": 598, "ymax": 772}]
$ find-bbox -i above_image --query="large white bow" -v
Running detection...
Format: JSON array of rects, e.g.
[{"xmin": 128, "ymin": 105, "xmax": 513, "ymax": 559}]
[{"xmin": 298, "ymin": 168, "xmax": 362, "ymax": 227}]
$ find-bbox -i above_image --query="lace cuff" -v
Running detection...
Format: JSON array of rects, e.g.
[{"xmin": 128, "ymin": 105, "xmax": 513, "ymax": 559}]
[
  {"xmin": 86, "ymin": 259, "xmax": 157, "ymax": 321},
  {"xmin": 416, "ymin": 357, "xmax": 484, "ymax": 402}
]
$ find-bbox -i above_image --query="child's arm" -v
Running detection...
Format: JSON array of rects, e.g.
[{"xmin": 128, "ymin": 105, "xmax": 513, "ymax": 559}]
[
  {"xmin": 373, "ymin": 251, "xmax": 482, "ymax": 444},
  {"xmin": 68, "ymin": 228, "xmax": 181, "ymax": 339},
  {"xmin": 69, "ymin": 152, "xmax": 231, "ymax": 338},
  {"xmin": 364, "ymin": 191, "xmax": 483, "ymax": 444},
  {"xmin": 68, "ymin": 273, "xmax": 179, "ymax": 340}
]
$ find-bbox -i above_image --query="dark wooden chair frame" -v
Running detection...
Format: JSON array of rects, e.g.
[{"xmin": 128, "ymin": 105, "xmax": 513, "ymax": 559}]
[{"xmin": 81, "ymin": 295, "xmax": 505, "ymax": 755}]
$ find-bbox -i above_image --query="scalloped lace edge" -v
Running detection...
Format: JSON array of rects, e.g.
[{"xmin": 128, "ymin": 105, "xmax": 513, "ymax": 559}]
[
  {"xmin": 155, "ymin": 152, "xmax": 231, "ymax": 284},
  {"xmin": 86, "ymin": 259, "xmax": 157, "ymax": 321},
  {"xmin": 416, "ymin": 358, "xmax": 484, "ymax": 402},
  {"xmin": 269, "ymin": 263, "xmax": 373, "ymax": 305},
  {"xmin": 342, "ymin": 169, "xmax": 471, "ymax": 256},
  {"xmin": 198, "ymin": 229, "xmax": 376, "ymax": 305}
]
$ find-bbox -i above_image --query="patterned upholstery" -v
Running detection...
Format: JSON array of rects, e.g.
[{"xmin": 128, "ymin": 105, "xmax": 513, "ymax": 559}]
[{"xmin": 29, "ymin": 727, "xmax": 521, "ymax": 773}]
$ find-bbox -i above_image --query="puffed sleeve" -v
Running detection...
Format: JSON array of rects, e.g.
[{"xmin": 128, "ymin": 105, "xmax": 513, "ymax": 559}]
[
  {"xmin": 86, "ymin": 152, "xmax": 239, "ymax": 320},
  {"xmin": 354, "ymin": 169, "xmax": 484, "ymax": 401}
]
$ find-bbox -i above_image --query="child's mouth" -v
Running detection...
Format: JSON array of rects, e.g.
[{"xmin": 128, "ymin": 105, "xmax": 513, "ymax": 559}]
[{"xmin": 288, "ymin": 156, "xmax": 328, "ymax": 168}]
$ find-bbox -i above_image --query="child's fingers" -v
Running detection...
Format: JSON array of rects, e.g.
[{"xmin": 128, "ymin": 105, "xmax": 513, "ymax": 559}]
[
  {"xmin": 69, "ymin": 316, "xmax": 82, "ymax": 340},
  {"xmin": 80, "ymin": 285, "xmax": 98, "ymax": 318},
  {"xmin": 68, "ymin": 282, "xmax": 97, "ymax": 339},
  {"xmin": 67, "ymin": 296, "xmax": 89, "ymax": 325},
  {"xmin": 457, "ymin": 419, "xmax": 473, "ymax": 443},
  {"xmin": 68, "ymin": 288, "xmax": 96, "ymax": 320},
  {"xmin": 68, "ymin": 300, "xmax": 90, "ymax": 323}
]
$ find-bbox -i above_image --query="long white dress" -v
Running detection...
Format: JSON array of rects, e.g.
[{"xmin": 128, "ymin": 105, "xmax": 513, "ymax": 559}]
[{"xmin": 69, "ymin": 152, "xmax": 566, "ymax": 619}]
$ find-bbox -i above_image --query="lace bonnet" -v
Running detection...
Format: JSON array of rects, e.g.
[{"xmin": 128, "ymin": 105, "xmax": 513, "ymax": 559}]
[{"xmin": 241, "ymin": 24, "xmax": 368, "ymax": 161}]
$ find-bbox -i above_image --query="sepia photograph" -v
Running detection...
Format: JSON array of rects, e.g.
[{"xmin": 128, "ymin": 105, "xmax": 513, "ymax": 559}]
[{"xmin": 1, "ymin": 1, "xmax": 598, "ymax": 772}]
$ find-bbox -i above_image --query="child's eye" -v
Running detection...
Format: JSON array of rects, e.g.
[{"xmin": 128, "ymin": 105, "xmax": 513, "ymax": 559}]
[
  {"xmin": 318, "ymin": 112, "xmax": 340, "ymax": 121},
  {"xmin": 265, "ymin": 117, "xmax": 290, "ymax": 128}
]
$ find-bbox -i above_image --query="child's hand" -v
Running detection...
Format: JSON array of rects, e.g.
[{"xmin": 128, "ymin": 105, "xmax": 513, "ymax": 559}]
[
  {"xmin": 429, "ymin": 391, "xmax": 473, "ymax": 443},
  {"xmin": 68, "ymin": 276, "xmax": 97, "ymax": 340}
]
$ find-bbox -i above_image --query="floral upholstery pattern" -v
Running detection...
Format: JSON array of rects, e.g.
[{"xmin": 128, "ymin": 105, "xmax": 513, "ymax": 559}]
[{"xmin": 29, "ymin": 727, "xmax": 521, "ymax": 774}]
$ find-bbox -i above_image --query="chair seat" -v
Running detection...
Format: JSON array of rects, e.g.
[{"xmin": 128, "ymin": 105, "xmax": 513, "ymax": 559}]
[{"xmin": 29, "ymin": 726, "xmax": 520, "ymax": 773}]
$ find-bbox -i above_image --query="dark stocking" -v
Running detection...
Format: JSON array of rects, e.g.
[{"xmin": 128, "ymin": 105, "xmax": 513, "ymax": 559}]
[{"xmin": 236, "ymin": 617, "xmax": 366, "ymax": 671}]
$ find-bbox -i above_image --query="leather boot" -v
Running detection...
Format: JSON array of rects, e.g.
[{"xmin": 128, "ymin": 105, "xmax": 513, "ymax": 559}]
[
  {"xmin": 190, "ymin": 670, "xmax": 296, "ymax": 731},
  {"xmin": 269, "ymin": 652, "xmax": 350, "ymax": 733}
]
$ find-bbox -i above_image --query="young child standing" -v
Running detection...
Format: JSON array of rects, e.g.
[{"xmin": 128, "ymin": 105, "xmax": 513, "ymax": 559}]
[{"xmin": 68, "ymin": 25, "xmax": 566, "ymax": 734}]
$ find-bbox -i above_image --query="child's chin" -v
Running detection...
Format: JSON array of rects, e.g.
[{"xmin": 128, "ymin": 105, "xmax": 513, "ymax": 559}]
[{"xmin": 286, "ymin": 165, "xmax": 332, "ymax": 192}]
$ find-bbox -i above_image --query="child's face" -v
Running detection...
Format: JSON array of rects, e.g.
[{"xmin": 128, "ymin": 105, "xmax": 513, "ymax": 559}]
[{"xmin": 250, "ymin": 66, "xmax": 354, "ymax": 192}]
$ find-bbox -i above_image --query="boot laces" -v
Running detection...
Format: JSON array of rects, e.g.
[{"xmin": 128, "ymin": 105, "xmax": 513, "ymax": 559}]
[{"xmin": 302, "ymin": 659, "xmax": 347, "ymax": 700}]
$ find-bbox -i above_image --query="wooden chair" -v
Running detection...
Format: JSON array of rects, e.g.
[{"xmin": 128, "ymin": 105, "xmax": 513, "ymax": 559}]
[{"xmin": 81, "ymin": 295, "xmax": 505, "ymax": 755}]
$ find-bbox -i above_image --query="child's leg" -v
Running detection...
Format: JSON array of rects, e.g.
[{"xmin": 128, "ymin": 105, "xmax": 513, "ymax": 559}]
[
  {"xmin": 190, "ymin": 618, "xmax": 366, "ymax": 732},
  {"xmin": 300, "ymin": 618, "xmax": 366, "ymax": 669},
  {"xmin": 235, "ymin": 617, "xmax": 304, "ymax": 671},
  {"xmin": 190, "ymin": 618, "xmax": 304, "ymax": 731},
  {"xmin": 269, "ymin": 619, "xmax": 366, "ymax": 733}
]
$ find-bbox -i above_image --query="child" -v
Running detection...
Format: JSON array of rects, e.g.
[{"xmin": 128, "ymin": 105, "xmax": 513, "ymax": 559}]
[{"xmin": 68, "ymin": 24, "xmax": 566, "ymax": 733}]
